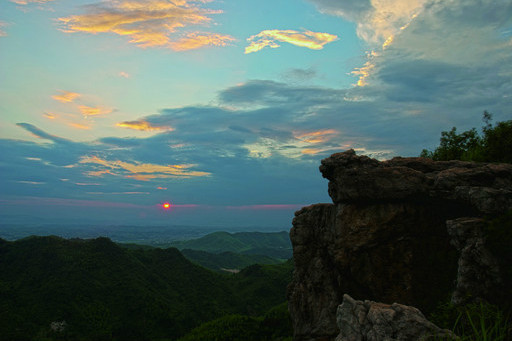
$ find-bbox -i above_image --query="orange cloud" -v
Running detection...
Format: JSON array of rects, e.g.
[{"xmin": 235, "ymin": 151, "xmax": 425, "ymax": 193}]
[
  {"xmin": 52, "ymin": 90, "xmax": 80, "ymax": 103},
  {"xmin": 58, "ymin": 0, "xmax": 234, "ymax": 50},
  {"xmin": 171, "ymin": 32, "xmax": 235, "ymax": 51},
  {"xmin": 10, "ymin": 0, "xmax": 54, "ymax": 4},
  {"xmin": 245, "ymin": 29, "xmax": 338, "ymax": 54},
  {"xmin": 80, "ymin": 156, "xmax": 210, "ymax": 180},
  {"xmin": 68, "ymin": 122, "xmax": 91, "ymax": 130},
  {"xmin": 294, "ymin": 129, "xmax": 338, "ymax": 144},
  {"xmin": 351, "ymin": 51, "xmax": 377, "ymax": 87},
  {"xmin": 87, "ymin": 169, "xmax": 114, "ymax": 177},
  {"xmin": 43, "ymin": 112, "xmax": 57, "ymax": 119},
  {"xmin": 78, "ymin": 105, "xmax": 112, "ymax": 117},
  {"xmin": 116, "ymin": 120, "xmax": 173, "ymax": 131},
  {"xmin": 119, "ymin": 71, "xmax": 130, "ymax": 78}
]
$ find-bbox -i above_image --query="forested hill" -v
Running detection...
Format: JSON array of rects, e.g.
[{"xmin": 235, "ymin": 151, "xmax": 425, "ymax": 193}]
[
  {"xmin": 0, "ymin": 236, "xmax": 293, "ymax": 341},
  {"xmin": 168, "ymin": 231, "xmax": 292, "ymax": 259}
]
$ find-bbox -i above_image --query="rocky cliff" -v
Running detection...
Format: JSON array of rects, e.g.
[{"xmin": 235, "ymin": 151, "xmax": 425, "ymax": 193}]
[{"xmin": 288, "ymin": 150, "xmax": 512, "ymax": 341}]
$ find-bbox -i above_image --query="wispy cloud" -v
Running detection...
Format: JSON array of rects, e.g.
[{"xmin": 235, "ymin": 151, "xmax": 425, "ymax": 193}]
[
  {"xmin": 43, "ymin": 112, "xmax": 57, "ymax": 120},
  {"xmin": 0, "ymin": 21, "xmax": 8, "ymax": 37},
  {"xmin": 87, "ymin": 191, "xmax": 150, "ymax": 195},
  {"xmin": 119, "ymin": 71, "xmax": 130, "ymax": 78},
  {"xmin": 170, "ymin": 32, "xmax": 235, "ymax": 51},
  {"xmin": 52, "ymin": 90, "xmax": 81, "ymax": 103},
  {"xmin": 2, "ymin": 196, "xmax": 150, "ymax": 208},
  {"xmin": 116, "ymin": 120, "xmax": 173, "ymax": 131},
  {"xmin": 58, "ymin": 0, "xmax": 234, "ymax": 50},
  {"xmin": 68, "ymin": 122, "xmax": 92, "ymax": 130},
  {"xmin": 80, "ymin": 155, "xmax": 210, "ymax": 180},
  {"xmin": 16, "ymin": 123, "xmax": 72, "ymax": 144},
  {"xmin": 9, "ymin": 0, "xmax": 54, "ymax": 4},
  {"xmin": 226, "ymin": 204, "xmax": 305, "ymax": 210},
  {"xmin": 245, "ymin": 29, "xmax": 338, "ymax": 54},
  {"xmin": 294, "ymin": 129, "xmax": 338, "ymax": 143},
  {"xmin": 16, "ymin": 180, "xmax": 46, "ymax": 185},
  {"xmin": 78, "ymin": 105, "xmax": 112, "ymax": 117}
]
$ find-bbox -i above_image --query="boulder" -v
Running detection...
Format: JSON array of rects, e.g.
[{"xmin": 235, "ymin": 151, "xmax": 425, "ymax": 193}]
[{"xmin": 335, "ymin": 294, "xmax": 456, "ymax": 341}]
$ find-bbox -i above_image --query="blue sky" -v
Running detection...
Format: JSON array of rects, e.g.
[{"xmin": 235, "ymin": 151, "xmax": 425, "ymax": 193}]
[{"xmin": 1, "ymin": 0, "xmax": 511, "ymax": 228}]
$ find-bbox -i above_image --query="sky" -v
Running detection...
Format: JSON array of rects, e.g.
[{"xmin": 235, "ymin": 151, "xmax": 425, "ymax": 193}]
[{"xmin": 0, "ymin": 0, "xmax": 511, "ymax": 229}]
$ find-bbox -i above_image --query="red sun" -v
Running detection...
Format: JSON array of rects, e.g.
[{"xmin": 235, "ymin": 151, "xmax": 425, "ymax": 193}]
[{"xmin": 163, "ymin": 202, "xmax": 171, "ymax": 209}]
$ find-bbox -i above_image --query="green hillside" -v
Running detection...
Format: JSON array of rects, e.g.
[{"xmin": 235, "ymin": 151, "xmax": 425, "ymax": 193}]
[
  {"xmin": 178, "ymin": 302, "xmax": 292, "ymax": 341},
  {"xmin": 0, "ymin": 236, "xmax": 293, "ymax": 341},
  {"xmin": 168, "ymin": 231, "xmax": 292, "ymax": 259},
  {"xmin": 180, "ymin": 249, "xmax": 284, "ymax": 272}
]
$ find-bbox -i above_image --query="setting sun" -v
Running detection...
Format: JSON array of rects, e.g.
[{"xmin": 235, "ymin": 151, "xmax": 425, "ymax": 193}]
[{"xmin": 163, "ymin": 202, "xmax": 171, "ymax": 209}]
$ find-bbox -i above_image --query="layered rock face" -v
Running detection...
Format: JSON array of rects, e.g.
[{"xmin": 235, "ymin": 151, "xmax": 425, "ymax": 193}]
[{"xmin": 288, "ymin": 150, "xmax": 512, "ymax": 341}]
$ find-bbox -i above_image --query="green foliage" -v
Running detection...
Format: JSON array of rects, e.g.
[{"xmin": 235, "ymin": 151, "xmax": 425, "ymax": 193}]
[
  {"xmin": 177, "ymin": 314, "xmax": 261, "ymax": 341},
  {"xmin": 482, "ymin": 119, "xmax": 512, "ymax": 163},
  {"xmin": 430, "ymin": 301, "xmax": 511, "ymax": 341},
  {"xmin": 484, "ymin": 210, "xmax": 512, "ymax": 306},
  {"xmin": 0, "ymin": 236, "xmax": 294, "ymax": 341},
  {"xmin": 421, "ymin": 111, "xmax": 512, "ymax": 162},
  {"xmin": 180, "ymin": 249, "xmax": 284, "ymax": 272},
  {"xmin": 429, "ymin": 210, "xmax": 512, "ymax": 341},
  {"xmin": 178, "ymin": 302, "xmax": 293, "ymax": 341},
  {"xmin": 231, "ymin": 260, "xmax": 294, "ymax": 315}
]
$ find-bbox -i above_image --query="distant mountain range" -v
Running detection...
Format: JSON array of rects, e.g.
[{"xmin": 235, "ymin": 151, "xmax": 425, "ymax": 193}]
[
  {"xmin": 119, "ymin": 230, "xmax": 293, "ymax": 272},
  {"xmin": 168, "ymin": 231, "xmax": 292, "ymax": 259}
]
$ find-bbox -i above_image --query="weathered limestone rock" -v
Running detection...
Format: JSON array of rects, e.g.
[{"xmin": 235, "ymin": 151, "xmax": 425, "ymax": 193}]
[
  {"xmin": 319, "ymin": 149, "xmax": 512, "ymax": 212},
  {"xmin": 447, "ymin": 217, "xmax": 502, "ymax": 305},
  {"xmin": 288, "ymin": 150, "xmax": 512, "ymax": 341},
  {"xmin": 335, "ymin": 294, "xmax": 456, "ymax": 341}
]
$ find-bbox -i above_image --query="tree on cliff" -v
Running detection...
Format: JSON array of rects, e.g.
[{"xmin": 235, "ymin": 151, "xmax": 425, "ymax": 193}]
[{"xmin": 421, "ymin": 111, "xmax": 512, "ymax": 163}]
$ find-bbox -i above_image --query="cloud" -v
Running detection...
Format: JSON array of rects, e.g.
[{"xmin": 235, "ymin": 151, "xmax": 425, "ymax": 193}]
[
  {"xmin": 43, "ymin": 112, "xmax": 57, "ymax": 120},
  {"xmin": 58, "ymin": 0, "xmax": 234, "ymax": 50},
  {"xmin": 307, "ymin": 0, "xmax": 425, "ymax": 46},
  {"xmin": 293, "ymin": 129, "xmax": 338, "ymax": 143},
  {"xmin": 119, "ymin": 71, "xmax": 130, "ymax": 78},
  {"xmin": 68, "ymin": 123, "xmax": 92, "ymax": 130},
  {"xmin": 16, "ymin": 123, "xmax": 72, "ymax": 144},
  {"xmin": 79, "ymin": 155, "xmax": 211, "ymax": 180},
  {"xmin": 116, "ymin": 120, "xmax": 174, "ymax": 131},
  {"xmin": 245, "ymin": 29, "xmax": 338, "ymax": 54},
  {"xmin": 170, "ymin": 32, "xmax": 236, "ymax": 51},
  {"xmin": 226, "ymin": 204, "xmax": 305, "ymax": 210},
  {"xmin": 52, "ymin": 90, "xmax": 81, "ymax": 103},
  {"xmin": 281, "ymin": 67, "xmax": 317, "ymax": 84},
  {"xmin": 17, "ymin": 180, "xmax": 46, "ymax": 185},
  {"xmin": 78, "ymin": 105, "xmax": 113, "ymax": 117},
  {"xmin": 9, "ymin": 0, "xmax": 54, "ymax": 4},
  {"xmin": 0, "ymin": 21, "xmax": 7, "ymax": 37}
]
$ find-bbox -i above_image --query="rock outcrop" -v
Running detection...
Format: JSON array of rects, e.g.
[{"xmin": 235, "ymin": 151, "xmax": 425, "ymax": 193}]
[
  {"xmin": 446, "ymin": 217, "xmax": 502, "ymax": 306},
  {"xmin": 335, "ymin": 294, "xmax": 456, "ymax": 341},
  {"xmin": 288, "ymin": 150, "xmax": 512, "ymax": 341}
]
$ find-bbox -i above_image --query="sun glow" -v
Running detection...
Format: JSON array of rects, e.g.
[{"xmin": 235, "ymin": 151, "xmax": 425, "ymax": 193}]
[{"xmin": 162, "ymin": 202, "xmax": 171, "ymax": 209}]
